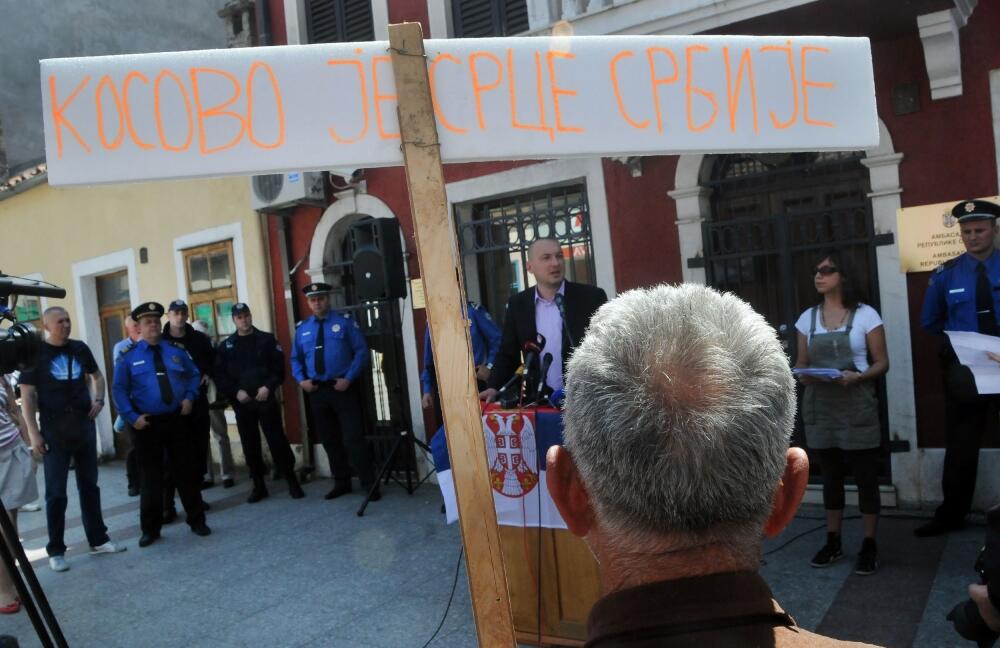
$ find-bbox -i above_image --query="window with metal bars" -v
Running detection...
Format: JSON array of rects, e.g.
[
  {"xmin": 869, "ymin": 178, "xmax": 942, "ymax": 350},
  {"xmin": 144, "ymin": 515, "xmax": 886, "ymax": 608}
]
[
  {"xmin": 452, "ymin": 0, "xmax": 529, "ymax": 37},
  {"xmin": 306, "ymin": 0, "xmax": 375, "ymax": 43},
  {"xmin": 455, "ymin": 184, "xmax": 595, "ymax": 322}
]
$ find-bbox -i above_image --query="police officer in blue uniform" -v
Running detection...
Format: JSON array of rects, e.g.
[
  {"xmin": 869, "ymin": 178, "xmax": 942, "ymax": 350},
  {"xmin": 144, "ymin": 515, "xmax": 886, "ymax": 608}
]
[
  {"xmin": 917, "ymin": 199, "xmax": 1000, "ymax": 537},
  {"xmin": 215, "ymin": 302, "xmax": 304, "ymax": 503},
  {"xmin": 291, "ymin": 283, "xmax": 378, "ymax": 501},
  {"xmin": 420, "ymin": 302, "xmax": 502, "ymax": 428},
  {"xmin": 112, "ymin": 302, "xmax": 211, "ymax": 547}
]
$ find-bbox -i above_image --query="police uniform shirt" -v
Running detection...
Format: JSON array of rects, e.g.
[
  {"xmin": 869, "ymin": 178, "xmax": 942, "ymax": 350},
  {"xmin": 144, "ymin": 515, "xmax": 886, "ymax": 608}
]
[
  {"xmin": 420, "ymin": 303, "xmax": 502, "ymax": 394},
  {"xmin": 112, "ymin": 339, "xmax": 202, "ymax": 424},
  {"xmin": 920, "ymin": 250, "xmax": 1000, "ymax": 334},
  {"xmin": 291, "ymin": 312, "xmax": 369, "ymax": 383}
]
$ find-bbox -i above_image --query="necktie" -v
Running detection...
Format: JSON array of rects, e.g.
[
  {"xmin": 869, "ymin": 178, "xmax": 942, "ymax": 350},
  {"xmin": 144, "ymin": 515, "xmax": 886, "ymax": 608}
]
[
  {"xmin": 150, "ymin": 345, "xmax": 175, "ymax": 405},
  {"xmin": 314, "ymin": 319, "xmax": 326, "ymax": 377},
  {"xmin": 976, "ymin": 263, "xmax": 998, "ymax": 336}
]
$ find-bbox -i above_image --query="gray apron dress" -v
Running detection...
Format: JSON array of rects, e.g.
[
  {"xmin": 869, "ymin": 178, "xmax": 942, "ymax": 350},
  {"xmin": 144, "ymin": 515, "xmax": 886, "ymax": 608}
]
[{"xmin": 801, "ymin": 307, "xmax": 880, "ymax": 450}]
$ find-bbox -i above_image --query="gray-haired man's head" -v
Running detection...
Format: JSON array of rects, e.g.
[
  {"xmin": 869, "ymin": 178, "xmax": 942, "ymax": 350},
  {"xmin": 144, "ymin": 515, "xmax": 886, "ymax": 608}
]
[{"xmin": 557, "ymin": 283, "xmax": 797, "ymax": 551}]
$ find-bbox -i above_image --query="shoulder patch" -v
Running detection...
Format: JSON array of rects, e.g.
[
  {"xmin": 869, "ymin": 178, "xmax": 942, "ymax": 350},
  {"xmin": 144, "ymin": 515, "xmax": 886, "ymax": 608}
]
[{"xmin": 122, "ymin": 345, "xmax": 137, "ymax": 356}]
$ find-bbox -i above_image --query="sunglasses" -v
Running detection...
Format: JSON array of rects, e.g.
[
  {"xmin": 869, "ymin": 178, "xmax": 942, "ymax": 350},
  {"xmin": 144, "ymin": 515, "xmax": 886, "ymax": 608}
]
[{"xmin": 812, "ymin": 266, "xmax": 839, "ymax": 276}]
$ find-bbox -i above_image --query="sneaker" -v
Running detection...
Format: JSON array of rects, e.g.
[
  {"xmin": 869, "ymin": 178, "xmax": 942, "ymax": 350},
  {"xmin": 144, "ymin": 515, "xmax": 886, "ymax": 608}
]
[
  {"xmin": 810, "ymin": 534, "xmax": 843, "ymax": 568},
  {"xmin": 855, "ymin": 539, "xmax": 878, "ymax": 575},
  {"xmin": 19, "ymin": 502, "xmax": 41, "ymax": 512},
  {"xmin": 48, "ymin": 556, "xmax": 69, "ymax": 572},
  {"xmin": 90, "ymin": 541, "xmax": 127, "ymax": 556}
]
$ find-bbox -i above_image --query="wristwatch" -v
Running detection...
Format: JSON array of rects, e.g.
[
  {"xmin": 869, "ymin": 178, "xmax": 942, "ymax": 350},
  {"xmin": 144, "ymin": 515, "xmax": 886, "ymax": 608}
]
[{"xmin": 486, "ymin": 362, "xmax": 493, "ymax": 370}]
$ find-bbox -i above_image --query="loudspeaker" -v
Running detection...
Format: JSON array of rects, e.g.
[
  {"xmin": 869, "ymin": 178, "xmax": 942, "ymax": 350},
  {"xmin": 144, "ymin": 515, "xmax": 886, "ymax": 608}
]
[{"xmin": 351, "ymin": 218, "xmax": 407, "ymax": 301}]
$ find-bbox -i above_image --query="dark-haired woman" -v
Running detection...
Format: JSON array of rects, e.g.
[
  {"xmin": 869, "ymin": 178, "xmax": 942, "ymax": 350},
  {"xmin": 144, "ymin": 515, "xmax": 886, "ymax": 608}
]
[{"xmin": 795, "ymin": 250, "xmax": 889, "ymax": 576}]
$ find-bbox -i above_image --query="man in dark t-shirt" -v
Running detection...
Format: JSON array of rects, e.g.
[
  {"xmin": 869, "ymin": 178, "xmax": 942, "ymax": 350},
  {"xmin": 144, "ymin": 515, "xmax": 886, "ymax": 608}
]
[{"xmin": 20, "ymin": 307, "xmax": 125, "ymax": 572}]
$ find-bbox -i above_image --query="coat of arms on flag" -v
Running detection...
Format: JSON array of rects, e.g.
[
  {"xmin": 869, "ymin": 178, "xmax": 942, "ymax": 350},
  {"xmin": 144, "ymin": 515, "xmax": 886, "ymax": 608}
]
[
  {"xmin": 485, "ymin": 411, "xmax": 538, "ymax": 497},
  {"xmin": 432, "ymin": 405, "xmax": 568, "ymax": 529}
]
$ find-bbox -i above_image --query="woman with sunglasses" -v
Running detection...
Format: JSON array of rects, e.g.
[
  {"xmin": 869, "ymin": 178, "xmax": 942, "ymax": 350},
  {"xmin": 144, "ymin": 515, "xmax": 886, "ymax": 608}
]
[{"xmin": 795, "ymin": 249, "xmax": 889, "ymax": 576}]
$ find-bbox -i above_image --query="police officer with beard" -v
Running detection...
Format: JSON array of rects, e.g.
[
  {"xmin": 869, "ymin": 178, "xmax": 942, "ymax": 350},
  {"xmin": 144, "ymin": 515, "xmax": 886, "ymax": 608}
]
[{"xmin": 215, "ymin": 303, "xmax": 304, "ymax": 503}]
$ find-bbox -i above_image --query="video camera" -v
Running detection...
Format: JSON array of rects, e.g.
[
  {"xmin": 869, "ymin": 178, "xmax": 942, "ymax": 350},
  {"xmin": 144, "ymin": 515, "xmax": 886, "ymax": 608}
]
[
  {"xmin": 0, "ymin": 274, "xmax": 66, "ymax": 374},
  {"xmin": 948, "ymin": 504, "xmax": 1000, "ymax": 647}
]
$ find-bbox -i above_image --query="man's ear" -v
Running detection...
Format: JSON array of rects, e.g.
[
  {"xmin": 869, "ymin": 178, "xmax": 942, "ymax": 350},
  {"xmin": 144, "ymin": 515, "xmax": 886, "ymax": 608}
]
[
  {"xmin": 546, "ymin": 445, "xmax": 595, "ymax": 537},
  {"xmin": 762, "ymin": 447, "xmax": 809, "ymax": 538}
]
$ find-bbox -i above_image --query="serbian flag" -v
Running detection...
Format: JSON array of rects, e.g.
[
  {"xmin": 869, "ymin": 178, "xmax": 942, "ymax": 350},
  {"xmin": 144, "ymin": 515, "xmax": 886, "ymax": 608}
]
[{"xmin": 431, "ymin": 406, "xmax": 567, "ymax": 528}]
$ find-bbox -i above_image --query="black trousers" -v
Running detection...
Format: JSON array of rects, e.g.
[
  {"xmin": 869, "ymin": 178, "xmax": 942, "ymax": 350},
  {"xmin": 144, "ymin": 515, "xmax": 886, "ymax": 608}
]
[
  {"xmin": 814, "ymin": 447, "xmax": 882, "ymax": 515},
  {"xmin": 938, "ymin": 358, "xmax": 997, "ymax": 522},
  {"xmin": 309, "ymin": 384, "xmax": 375, "ymax": 488},
  {"xmin": 134, "ymin": 412, "xmax": 206, "ymax": 535},
  {"xmin": 125, "ymin": 424, "xmax": 138, "ymax": 490},
  {"xmin": 164, "ymin": 396, "xmax": 209, "ymax": 509},
  {"xmin": 234, "ymin": 399, "xmax": 295, "ymax": 479}
]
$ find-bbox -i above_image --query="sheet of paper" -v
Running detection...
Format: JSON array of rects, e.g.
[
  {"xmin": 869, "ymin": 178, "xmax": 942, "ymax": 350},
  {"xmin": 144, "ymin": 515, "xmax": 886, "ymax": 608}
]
[
  {"xmin": 792, "ymin": 368, "xmax": 844, "ymax": 380},
  {"xmin": 945, "ymin": 330, "xmax": 1000, "ymax": 394}
]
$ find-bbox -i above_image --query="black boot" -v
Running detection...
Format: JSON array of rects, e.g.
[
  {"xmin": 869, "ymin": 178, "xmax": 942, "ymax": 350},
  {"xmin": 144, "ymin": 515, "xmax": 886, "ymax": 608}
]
[
  {"xmin": 286, "ymin": 471, "xmax": 305, "ymax": 499},
  {"xmin": 247, "ymin": 476, "xmax": 269, "ymax": 503}
]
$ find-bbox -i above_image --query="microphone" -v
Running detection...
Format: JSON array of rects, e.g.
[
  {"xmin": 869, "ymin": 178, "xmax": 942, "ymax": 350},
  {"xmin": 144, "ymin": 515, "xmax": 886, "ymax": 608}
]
[
  {"xmin": 536, "ymin": 352, "xmax": 554, "ymax": 402},
  {"xmin": 520, "ymin": 338, "xmax": 543, "ymax": 404},
  {"xmin": 554, "ymin": 294, "xmax": 575, "ymax": 346},
  {"xmin": 495, "ymin": 365, "xmax": 523, "ymax": 396},
  {"xmin": 521, "ymin": 339, "xmax": 542, "ymax": 377}
]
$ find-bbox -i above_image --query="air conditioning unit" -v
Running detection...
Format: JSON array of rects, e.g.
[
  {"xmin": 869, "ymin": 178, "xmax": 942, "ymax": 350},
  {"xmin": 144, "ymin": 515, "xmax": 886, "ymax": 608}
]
[{"xmin": 248, "ymin": 171, "xmax": 325, "ymax": 210}]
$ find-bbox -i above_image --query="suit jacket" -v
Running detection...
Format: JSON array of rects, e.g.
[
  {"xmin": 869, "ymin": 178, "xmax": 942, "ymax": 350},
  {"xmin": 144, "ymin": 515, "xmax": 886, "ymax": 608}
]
[{"xmin": 488, "ymin": 280, "xmax": 608, "ymax": 391}]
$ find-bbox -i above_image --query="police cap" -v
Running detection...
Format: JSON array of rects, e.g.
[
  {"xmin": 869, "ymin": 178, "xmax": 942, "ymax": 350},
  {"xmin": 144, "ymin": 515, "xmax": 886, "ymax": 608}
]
[
  {"xmin": 168, "ymin": 299, "xmax": 189, "ymax": 312},
  {"xmin": 954, "ymin": 200, "xmax": 1000, "ymax": 224},
  {"xmin": 131, "ymin": 302, "xmax": 165, "ymax": 321},
  {"xmin": 231, "ymin": 302, "xmax": 251, "ymax": 317},
  {"xmin": 303, "ymin": 282, "xmax": 332, "ymax": 297}
]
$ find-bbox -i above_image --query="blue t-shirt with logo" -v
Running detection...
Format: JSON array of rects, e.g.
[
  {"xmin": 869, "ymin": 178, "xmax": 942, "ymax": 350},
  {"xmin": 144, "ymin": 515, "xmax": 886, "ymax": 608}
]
[{"xmin": 19, "ymin": 340, "xmax": 99, "ymax": 415}]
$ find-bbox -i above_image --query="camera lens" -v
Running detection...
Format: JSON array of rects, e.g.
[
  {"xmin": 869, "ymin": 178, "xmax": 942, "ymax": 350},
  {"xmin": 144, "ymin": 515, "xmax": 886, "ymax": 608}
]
[{"xmin": 0, "ymin": 322, "xmax": 42, "ymax": 373}]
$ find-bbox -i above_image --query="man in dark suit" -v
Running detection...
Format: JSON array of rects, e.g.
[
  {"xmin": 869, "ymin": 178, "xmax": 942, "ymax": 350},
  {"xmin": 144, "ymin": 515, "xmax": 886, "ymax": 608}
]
[{"xmin": 481, "ymin": 238, "xmax": 607, "ymax": 403}]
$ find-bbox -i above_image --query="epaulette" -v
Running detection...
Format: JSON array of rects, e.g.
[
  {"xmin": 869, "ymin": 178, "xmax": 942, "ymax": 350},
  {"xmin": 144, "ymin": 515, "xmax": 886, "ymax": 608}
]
[{"xmin": 937, "ymin": 255, "xmax": 962, "ymax": 273}]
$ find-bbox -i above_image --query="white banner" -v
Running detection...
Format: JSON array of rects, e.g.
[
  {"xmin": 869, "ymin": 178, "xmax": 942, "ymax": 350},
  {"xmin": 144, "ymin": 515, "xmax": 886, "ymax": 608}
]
[{"xmin": 41, "ymin": 35, "xmax": 877, "ymax": 186}]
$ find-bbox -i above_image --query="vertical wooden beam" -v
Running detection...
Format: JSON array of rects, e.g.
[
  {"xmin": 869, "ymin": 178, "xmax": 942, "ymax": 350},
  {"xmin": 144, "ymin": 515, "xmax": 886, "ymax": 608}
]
[{"xmin": 388, "ymin": 22, "xmax": 516, "ymax": 647}]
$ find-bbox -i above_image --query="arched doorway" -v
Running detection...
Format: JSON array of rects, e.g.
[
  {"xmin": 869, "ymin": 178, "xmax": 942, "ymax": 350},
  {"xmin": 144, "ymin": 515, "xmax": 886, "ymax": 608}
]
[{"xmin": 306, "ymin": 195, "xmax": 425, "ymax": 479}]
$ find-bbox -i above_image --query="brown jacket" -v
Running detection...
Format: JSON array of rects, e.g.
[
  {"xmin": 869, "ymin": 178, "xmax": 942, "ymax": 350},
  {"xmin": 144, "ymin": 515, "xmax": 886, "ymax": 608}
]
[{"xmin": 585, "ymin": 571, "xmax": 880, "ymax": 647}]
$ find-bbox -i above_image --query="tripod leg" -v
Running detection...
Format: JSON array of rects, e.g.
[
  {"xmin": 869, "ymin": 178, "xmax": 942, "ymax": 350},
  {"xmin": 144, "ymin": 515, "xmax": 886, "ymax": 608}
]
[
  {"xmin": 357, "ymin": 433, "xmax": 405, "ymax": 517},
  {"xmin": 0, "ymin": 529, "xmax": 52, "ymax": 648},
  {"xmin": 0, "ymin": 494, "xmax": 68, "ymax": 648}
]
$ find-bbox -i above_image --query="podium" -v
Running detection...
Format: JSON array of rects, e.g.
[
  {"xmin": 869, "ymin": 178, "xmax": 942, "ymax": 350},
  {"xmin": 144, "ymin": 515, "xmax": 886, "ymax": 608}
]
[
  {"xmin": 432, "ymin": 404, "xmax": 602, "ymax": 645},
  {"xmin": 484, "ymin": 404, "xmax": 601, "ymax": 646}
]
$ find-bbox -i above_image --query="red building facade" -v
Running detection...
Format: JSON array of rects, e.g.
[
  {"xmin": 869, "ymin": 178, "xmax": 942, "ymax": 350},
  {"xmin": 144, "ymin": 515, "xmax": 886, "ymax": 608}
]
[{"xmin": 259, "ymin": 0, "xmax": 1000, "ymax": 509}]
